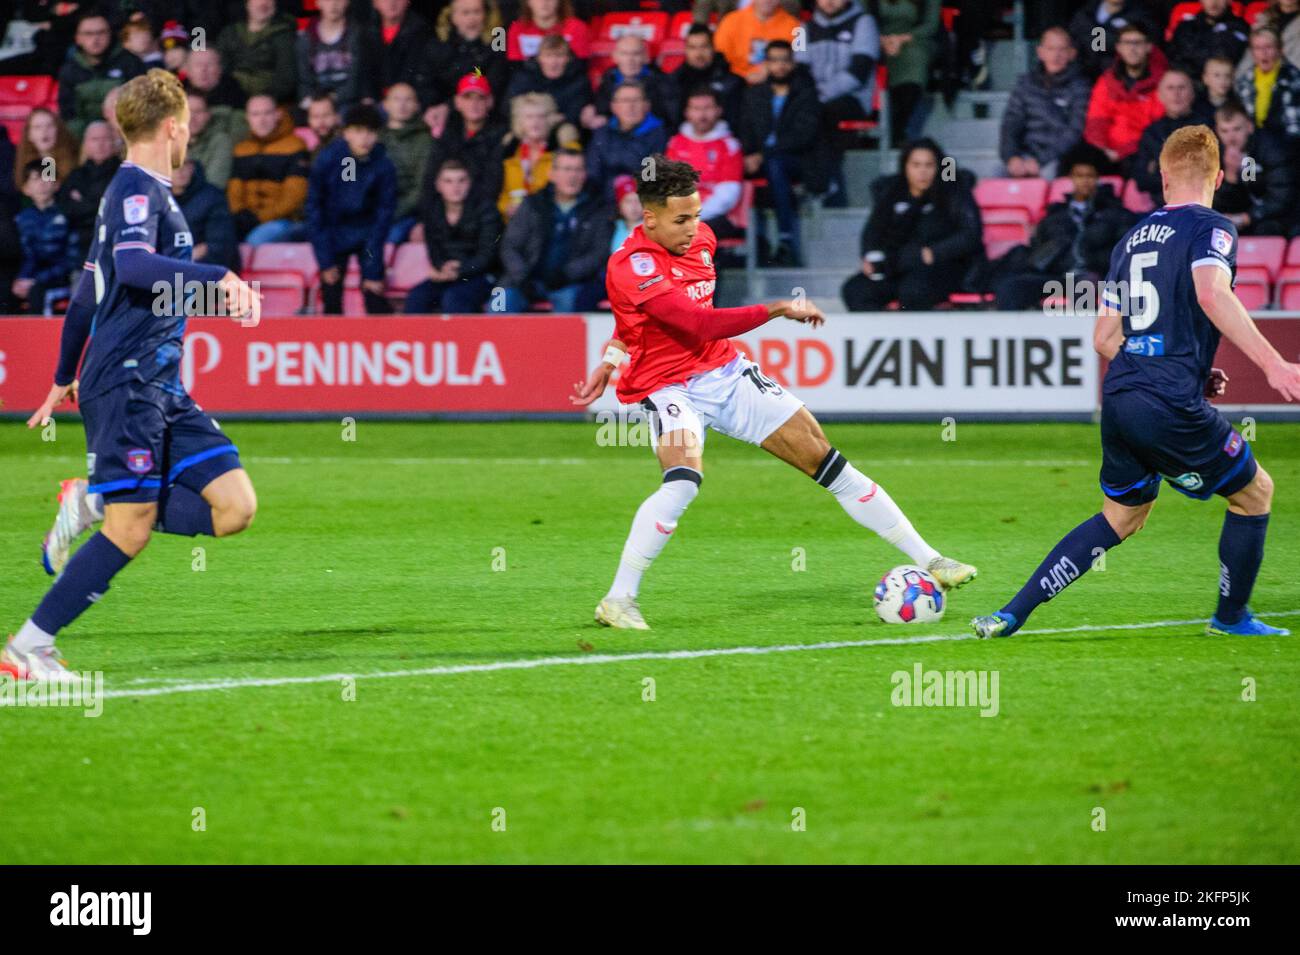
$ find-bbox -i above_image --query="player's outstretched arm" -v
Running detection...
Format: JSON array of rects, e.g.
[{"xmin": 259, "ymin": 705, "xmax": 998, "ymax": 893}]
[
  {"xmin": 571, "ymin": 339, "xmax": 627, "ymax": 407},
  {"xmin": 1194, "ymin": 266, "xmax": 1300, "ymax": 402}
]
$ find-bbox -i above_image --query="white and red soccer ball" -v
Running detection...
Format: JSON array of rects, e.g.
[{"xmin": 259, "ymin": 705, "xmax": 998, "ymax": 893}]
[{"xmin": 873, "ymin": 565, "xmax": 945, "ymax": 624}]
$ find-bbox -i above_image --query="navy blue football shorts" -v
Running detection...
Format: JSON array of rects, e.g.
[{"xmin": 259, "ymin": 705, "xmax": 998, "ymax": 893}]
[
  {"xmin": 1099, "ymin": 388, "xmax": 1257, "ymax": 506},
  {"xmin": 81, "ymin": 381, "xmax": 241, "ymax": 504}
]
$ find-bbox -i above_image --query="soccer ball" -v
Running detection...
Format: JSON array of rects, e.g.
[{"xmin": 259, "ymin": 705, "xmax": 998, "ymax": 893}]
[{"xmin": 873, "ymin": 565, "xmax": 945, "ymax": 624}]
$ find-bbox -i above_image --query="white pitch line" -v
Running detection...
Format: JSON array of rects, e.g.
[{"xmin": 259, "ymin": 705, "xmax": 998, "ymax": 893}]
[
  {"xmin": 100, "ymin": 610, "xmax": 1300, "ymax": 700},
  {"xmin": 13, "ymin": 454, "xmax": 1095, "ymax": 468}
]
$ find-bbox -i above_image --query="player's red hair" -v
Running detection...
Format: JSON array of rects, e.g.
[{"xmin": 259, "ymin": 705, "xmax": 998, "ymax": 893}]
[{"xmin": 1159, "ymin": 125, "xmax": 1220, "ymax": 191}]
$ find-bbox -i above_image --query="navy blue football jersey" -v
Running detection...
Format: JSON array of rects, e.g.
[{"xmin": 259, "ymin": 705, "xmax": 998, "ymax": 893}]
[
  {"xmin": 1101, "ymin": 203, "xmax": 1237, "ymax": 407},
  {"xmin": 77, "ymin": 162, "xmax": 196, "ymax": 402}
]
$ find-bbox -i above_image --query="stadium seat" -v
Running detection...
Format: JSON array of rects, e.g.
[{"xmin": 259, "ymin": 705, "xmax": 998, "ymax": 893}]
[
  {"xmin": 719, "ymin": 180, "xmax": 757, "ymax": 250},
  {"xmin": 982, "ymin": 221, "xmax": 1029, "ymax": 260},
  {"xmin": 249, "ymin": 243, "xmax": 319, "ymax": 285},
  {"xmin": 1121, "ymin": 179, "xmax": 1156, "ymax": 214},
  {"xmin": 667, "ymin": 10, "xmax": 694, "ymax": 40},
  {"xmin": 2, "ymin": 117, "xmax": 26, "ymax": 145},
  {"xmin": 387, "ymin": 242, "xmax": 430, "ymax": 294},
  {"xmin": 1046, "ymin": 175, "xmax": 1124, "ymax": 206},
  {"xmin": 239, "ymin": 243, "xmax": 253, "ymax": 271},
  {"xmin": 1244, "ymin": 1, "xmax": 1269, "ymax": 24},
  {"xmin": 1235, "ymin": 235, "xmax": 1286, "ymax": 310},
  {"xmin": 973, "ymin": 177, "xmax": 1049, "ymax": 226},
  {"xmin": 244, "ymin": 270, "xmax": 306, "ymax": 313},
  {"xmin": 0, "ymin": 75, "xmax": 54, "ymax": 107},
  {"xmin": 1276, "ymin": 238, "xmax": 1300, "ymax": 309},
  {"xmin": 657, "ymin": 37, "xmax": 685, "ymax": 72}
]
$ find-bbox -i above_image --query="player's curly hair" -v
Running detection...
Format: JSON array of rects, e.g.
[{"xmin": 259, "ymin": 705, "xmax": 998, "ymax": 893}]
[
  {"xmin": 636, "ymin": 154, "xmax": 700, "ymax": 208},
  {"xmin": 116, "ymin": 68, "xmax": 188, "ymax": 144}
]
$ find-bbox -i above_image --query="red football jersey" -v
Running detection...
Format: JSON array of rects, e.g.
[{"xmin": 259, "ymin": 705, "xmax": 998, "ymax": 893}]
[{"xmin": 606, "ymin": 221, "xmax": 736, "ymax": 403}]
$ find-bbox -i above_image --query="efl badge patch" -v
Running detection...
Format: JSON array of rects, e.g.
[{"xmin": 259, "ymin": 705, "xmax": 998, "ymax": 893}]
[
  {"xmin": 126, "ymin": 448, "xmax": 154, "ymax": 475},
  {"xmin": 1211, "ymin": 228, "xmax": 1233, "ymax": 255},
  {"xmin": 630, "ymin": 252, "xmax": 655, "ymax": 276},
  {"xmin": 1224, "ymin": 432, "xmax": 1244, "ymax": 458},
  {"xmin": 123, "ymin": 195, "xmax": 149, "ymax": 225},
  {"xmin": 700, "ymin": 249, "xmax": 712, "ymax": 268}
]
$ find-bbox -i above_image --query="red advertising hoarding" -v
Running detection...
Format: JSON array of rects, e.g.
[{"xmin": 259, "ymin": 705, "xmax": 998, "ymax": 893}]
[{"xmin": 0, "ymin": 316, "xmax": 587, "ymax": 414}]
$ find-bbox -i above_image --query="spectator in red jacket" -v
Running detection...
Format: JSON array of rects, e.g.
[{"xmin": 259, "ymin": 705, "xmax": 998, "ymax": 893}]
[
  {"xmin": 506, "ymin": 0, "xmax": 592, "ymax": 62},
  {"xmin": 1084, "ymin": 23, "xmax": 1167, "ymax": 171},
  {"xmin": 666, "ymin": 87, "xmax": 743, "ymax": 242}
]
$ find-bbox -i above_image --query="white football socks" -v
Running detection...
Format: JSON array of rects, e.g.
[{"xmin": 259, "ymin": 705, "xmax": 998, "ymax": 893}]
[
  {"xmin": 820, "ymin": 453, "xmax": 940, "ymax": 567},
  {"xmin": 12, "ymin": 619, "xmax": 56, "ymax": 653},
  {"xmin": 607, "ymin": 467, "xmax": 701, "ymax": 600}
]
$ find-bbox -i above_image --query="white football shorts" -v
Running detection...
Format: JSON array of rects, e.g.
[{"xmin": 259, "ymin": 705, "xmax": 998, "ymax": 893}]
[{"xmin": 640, "ymin": 354, "xmax": 805, "ymax": 449}]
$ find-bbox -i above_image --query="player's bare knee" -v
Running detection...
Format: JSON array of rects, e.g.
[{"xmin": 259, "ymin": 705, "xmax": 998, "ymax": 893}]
[
  {"xmin": 214, "ymin": 491, "xmax": 256, "ymax": 536},
  {"xmin": 105, "ymin": 511, "xmax": 155, "ymax": 555},
  {"xmin": 1232, "ymin": 468, "xmax": 1273, "ymax": 515}
]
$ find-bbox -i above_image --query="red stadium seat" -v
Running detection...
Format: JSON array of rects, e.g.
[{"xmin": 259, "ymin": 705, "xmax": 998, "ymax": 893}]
[
  {"xmin": 719, "ymin": 180, "xmax": 759, "ymax": 249},
  {"xmin": 1244, "ymin": 1, "xmax": 1269, "ymax": 24},
  {"xmin": 941, "ymin": 6, "xmax": 960, "ymax": 31},
  {"xmin": 387, "ymin": 242, "xmax": 431, "ymax": 293},
  {"xmin": 2, "ymin": 117, "xmax": 27, "ymax": 146},
  {"xmin": 0, "ymin": 75, "xmax": 54, "ymax": 107},
  {"xmin": 1046, "ymin": 175, "xmax": 1124, "ymax": 205},
  {"xmin": 974, "ymin": 177, "xmax": 1049, "ymax": 226},
  {"xmin": 657, "ymin": 38, "xmax": 685, "ymax": 72},
  {"xmin": 239, "ymin": 243, "xmax": 253, "ymax": 272},
  {"xmin": 1121, "ymin": 179, "xmax": 1156, "ymax": 214},
  {"xmin": 1235, "ymin": 236, "xmax": 1286, "ymax": 310},
  {"xmin": 983, "ymin": 221, "xmax": 1030, "ymax": 260},
  {"xmin": 1276, "ymin": 238, "xmax": 1300, "ymax": 309},
  {"xmin": 244, "ymin": 271, "xmax": 306, "ymax": 313},
  {"xmin": 1234, "ymin": 281, "xmax": 1271, "ymax": 311},
  {"xmin": 249, "ymin": 243, "xmax": 319, "ymax": 285},
  {"xmin": 668, "ymin": 11, "xmax": 694, "ymax": 40}
]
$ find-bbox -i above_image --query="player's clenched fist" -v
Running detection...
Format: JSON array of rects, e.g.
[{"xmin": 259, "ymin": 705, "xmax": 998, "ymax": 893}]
[
  {"xmin": 767, "ymin": 299, "xmax": 826, "ymax": 328},
  {"xmin": 220, "ymin": 271, "xmax": 262, "ymax": 327}
]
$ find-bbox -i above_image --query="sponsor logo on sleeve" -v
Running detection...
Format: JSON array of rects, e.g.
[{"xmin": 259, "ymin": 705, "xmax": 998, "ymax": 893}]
[
  {"xmin": 1211, "ymin": 227, "xmax": 1233, "ymax": 255},
  {"xmin": 630, "ymin": 252, "xmax": 656, "ymax": 276},
  {"xmin": 123, "ymin": 195, "xmax": 149, "ymax": 225},
  {"xmin": 637, "ymin": 274, "xmax": 665, "ymax": 291}
]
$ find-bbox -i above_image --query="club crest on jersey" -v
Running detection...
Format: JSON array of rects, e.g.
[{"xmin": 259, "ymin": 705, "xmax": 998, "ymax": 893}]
[
  {"xmin": 1211, "ymin": 228, "xmax": 1233, "ymax": 255},
  {"xmin": 630, "ymin": 252, "xmax": 655, "ymax": 276},
  {"xmin": 123, "ymin": 194, "xmax": 149, "ymax": 225},
  {"xmin": 126, "ymin": 448, "xmax": 154, "ymax": 475},
  {"xmin": 1170, "ymin": 472, "xmax": 1204, "ymax": 491},
  {"xmin": 1224, "ymin": 432, "xmax": 1244, "ymax": 458}
]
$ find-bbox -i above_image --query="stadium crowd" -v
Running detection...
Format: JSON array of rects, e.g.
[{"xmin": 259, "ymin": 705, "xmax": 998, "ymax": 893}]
[{"xmin": 0, "ymin": 0, "xmax": 1298, "ymax": 315}]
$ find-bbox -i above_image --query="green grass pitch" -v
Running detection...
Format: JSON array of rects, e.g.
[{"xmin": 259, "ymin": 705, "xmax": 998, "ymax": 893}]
[{"xmin": 1, "ymin": 418, "xmax": 1297, "ymax": 864}]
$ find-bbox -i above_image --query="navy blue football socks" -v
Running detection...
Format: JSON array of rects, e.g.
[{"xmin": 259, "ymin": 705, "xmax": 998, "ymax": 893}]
[
  {"xmin": 31, "ymin": 532, "xmax": 132, "ymax": 635},
  {"xmin": 159, "ymin": 485, "xmax": 215, "ymax": 537},
  {"xmin": 1215, "ymin": 511, "xmax": 1269, "ymax": 625},
  {"xmin": 1002, "ymin": 513, "xmax": 1122, "ymax": 627}
]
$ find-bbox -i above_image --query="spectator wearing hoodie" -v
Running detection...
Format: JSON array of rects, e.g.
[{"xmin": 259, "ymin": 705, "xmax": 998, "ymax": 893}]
[
  {"xmin": 667, "ymin": 87, "xmax": 744, "ymax": 240},
  {"xmin": 216, "ymin": 0, "xmax": 300, "ymax": 104},
  {"xmin": 506, "ymin": 0, "xmax": 592, "ymax": 62},
  {"xmin": 739, "ymin": 40, "xmax": 820, "ymax": 266},
  {"xmin": 713, "ymin": 0, "xmax": 800, "ymax": 83},
  {"xmin": 228, "ymin": 95, "xmax": 312, "ymax": 244},
  {"xmin": 297, "ymin": 0, "xmax": 376, "ymax": 113},
  {"xmin": 1168, "ymin": 0, "xmax": 1251, "ymax": 78},
  {"xmin": 1000, "ymin": 26, "xmax": 1092, "ymax": 179},
  {"xmin": 505, "ymin": 35, "xmax": 596, "ymax": 132},
  {"xmin": 57, "ymin": 11, "xmax": 146, "ymax": 138},
  {"xmin": 796, "ymin": 0, "xmax": 880, "ymax": 208},
  {"xmin": 586, "ymin": 80, "xmax": 669, "ymax": 201},
  {"xmin": 986, "ymin": 144, "xmax": 1135, "ymax": 310},
  {"xmin": 422, "ymin": 72, "xmax": 510, "ymax": 212},
  {"xmin": 1084, "ymin": 23, "xmax": 1167, "ymax": 171},
  {"xmin": 406, "ymin": 157, "xmax": 501, "ymax": 313},
  {"xmin": 427, "ymin": 0, "xmax": 511, "ymax": 122},
  {"xmin": 1132, "ymin": 68, "xmax": 1214, "ymax": 204},
  {"xmin": 306, "ymin": 93, "xmax": 343, "ymax": 161},
  {"xmin": 58, "ymin": 122, "xmax": 121, "ymax": 262},
  {"xmin": 184, "ymin": 48, "xmax": 248, "ymax": 110},
  {"xmin": 1067, "ymin": 0, "xmax": 1158, "ymax": 79},
  {"xmin": 185, "ymin": 92, "xmax": 241, "ymax": 191},
  {"xmin": 1236, "ymin": 25, "xmax": 1300, "ymax": 139},
  {"xmin": 671, "ymin": 24, "xmax": 746, "ymax": 131},
  {"xmin": 499, "ymin": 149, "xmax": 613, "ymax": 313},
  {"xmin": 367, "ymin": 0, "xmax": 436, "ymax": 107},
  {"xmin": 1196, "ymin": 55, "xmax": 1240, "ymax": 119},
  {"xmin": 593, "ymin": 36, "xmax": 681, "ymax": 130},
  {"xmin": 381, "ymin": 82, "xmax": 433, "ymax": 243},
  {"xmin": 172, "ymin": 158, "xmax": 240, "ymax": 272},
  {"xmin": 841, "ymin": 138, "xmax": 982, "ymax": 311},
  {"xmin": 1214, "ymin": 100, "xmax": 1299, "ymax": 237},
  {"xmin": 308, "ymin": 104, "xmax": 399, "ymax": 314},
  {"xmin": 13, "ymin": 160, "xmax": 78, "ymax": 315}
]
